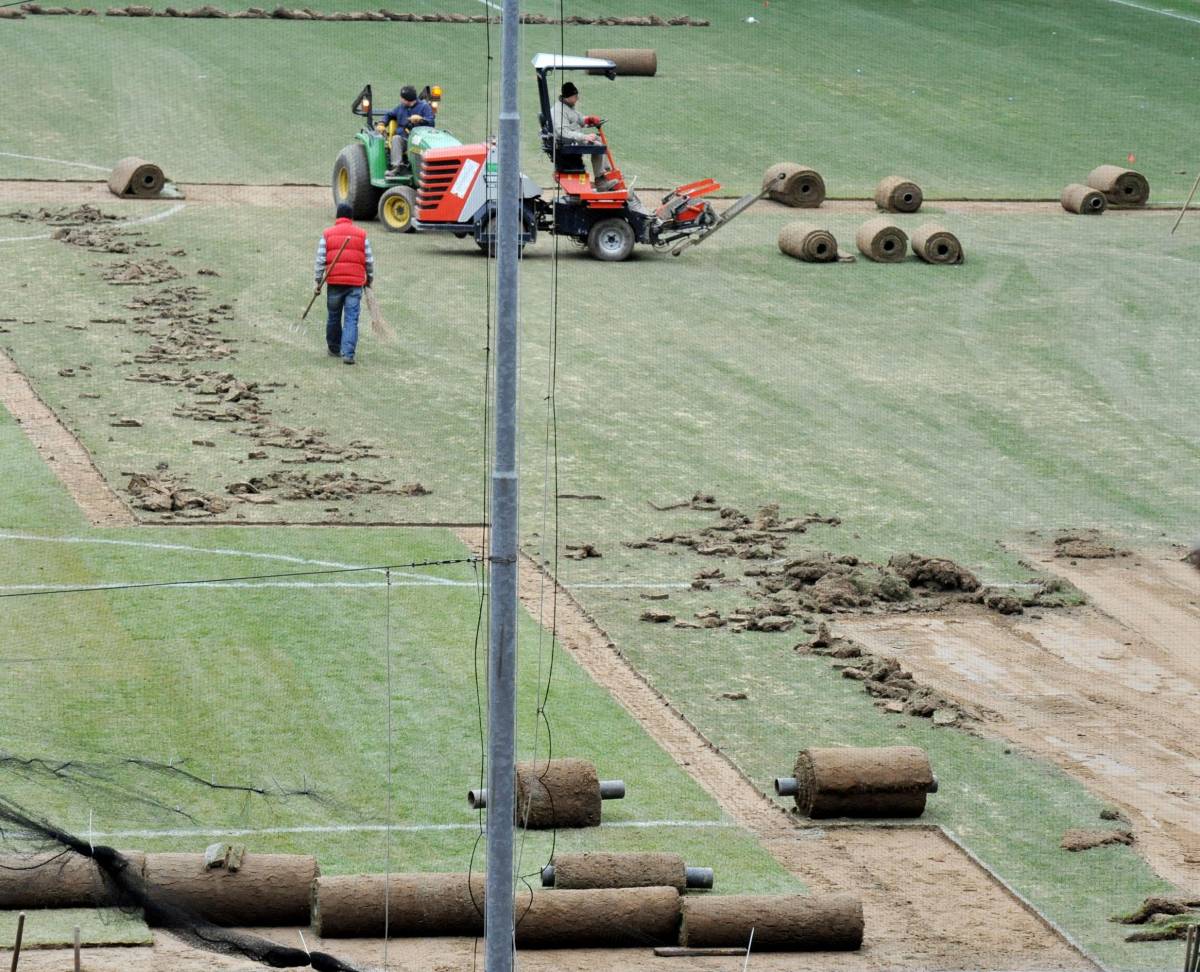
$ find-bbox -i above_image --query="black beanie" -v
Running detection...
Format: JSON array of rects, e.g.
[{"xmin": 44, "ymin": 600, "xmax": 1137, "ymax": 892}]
[
  {"xmin": 401, "ymin": 85, "xmax": 418, "ymax": 102},
  {"xmin": 561, "ymin": 81, "xmax": 579, "ymax": 98},
  {"xmin": 335, "ymin": 203, "xmax": 353, "ymax": 220}
]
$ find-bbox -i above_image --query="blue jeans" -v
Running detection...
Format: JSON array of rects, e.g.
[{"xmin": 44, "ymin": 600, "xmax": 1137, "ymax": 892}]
[{"xmin": 326, "ymin": 285, "xmax": 361, "ymax": 359}]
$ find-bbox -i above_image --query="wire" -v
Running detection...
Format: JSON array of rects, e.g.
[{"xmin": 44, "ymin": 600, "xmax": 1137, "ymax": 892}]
[
  {"xmin": 0, "ymin": 558, "xmax": 478, "ymax": 599},
  {"xmin": 383, "ymin": 567, "xmax": 393, "ymax": 970}
]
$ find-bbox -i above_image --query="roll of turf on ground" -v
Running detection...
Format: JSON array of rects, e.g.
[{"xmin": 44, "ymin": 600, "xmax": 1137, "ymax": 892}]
[
  {"xmin": 910, "ymin": 222, "xmax": 963, "ymax": 264},
  {"xmin": 0, "ymin": 850, "xmax": 145, "ymax": 908},
  {"xmin": 585, "ymin": 48, "xmax": 658, "ymax": 76},
  {"xmin": 313, "ymin": 872, "xmax": 485, "ymax": 937},
  {"xmin": 107, "ymin": 157, "xmax": 166, "ymax": 198},
  {"xmin": 762, "ymin": 163, "xmax": 825, "ymax": 208},
  {"xmin": 874, "ymin": 175, "xmax": 923, "ymax": 213},
  {"xmin": 545, "ymin": 852, "xmax": 688, "ymax": 890},
  {"xmin": 855, "ymin": 217, "xmax": 908, "ymax": 262},
  {"xmin": 777, "ymin": 222, "xmax": 838, "ymax": 262},
  {"xmin": 680, "ymin": 893, "xmax": 863, "ymax": 950},
  {"xmin": 793, "ymin": 746, "xmax": 934, "ymax": 817},
  {"xmin": 142, "ymin": 852, "xmax": 316, "ymax": 926},
  {"xmin": 514, "ymin": 886, "xmax": 681, "ymax": 947},
  {"xmin": 1086, "ymin": 164, "xmax": 1149, "ymax": 206},
  {"xmin": 515, "ymin": 758, "xmax": 602, "ymax": 828},
  {"xmin": 1060, "ymin": 183, "xmax": 1107, "ymax": 214}
]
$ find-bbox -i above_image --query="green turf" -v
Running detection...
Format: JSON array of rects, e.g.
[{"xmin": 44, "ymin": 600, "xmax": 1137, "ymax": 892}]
[
  {"xmin": 0, "ymin": 908, "xmax": 152, "ymax": 948},
  {"xmin": 2, "ymin": 0, "xmax": 1199, "ymax": 197}
]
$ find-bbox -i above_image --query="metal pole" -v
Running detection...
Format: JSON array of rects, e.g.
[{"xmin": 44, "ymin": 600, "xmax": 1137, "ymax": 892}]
[{"xmin": 485, "ymin": 0, "xmax": 521, "ymax": 970}]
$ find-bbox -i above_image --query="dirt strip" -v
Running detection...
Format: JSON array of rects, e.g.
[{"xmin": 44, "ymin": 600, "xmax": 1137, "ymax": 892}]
[
  {"xmin": 456, "ymin": 528, "xmax": 1094, "ymax": 971},
  {"xmin": 0, "ymin": 349, "xmax": 135, "ymax": 525},
  {"xmin": 0, "ymin": 180, "xmax": 1189, "ymax": 216}
]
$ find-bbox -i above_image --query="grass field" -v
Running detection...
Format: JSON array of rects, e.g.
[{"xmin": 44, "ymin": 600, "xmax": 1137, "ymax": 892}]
[
  {"xmin": 3, "ymin": 2, "xmax": 1199, "ymax": 968},
  {"xmin": 2, "ymin": 0, "xmax": 1199, "ymax": 198}
]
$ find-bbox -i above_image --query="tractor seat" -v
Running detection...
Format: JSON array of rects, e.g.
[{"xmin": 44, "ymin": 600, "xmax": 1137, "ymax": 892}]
[{"xmin": 538, "ymin": 113, "xmax": 607, "ymax": 161}]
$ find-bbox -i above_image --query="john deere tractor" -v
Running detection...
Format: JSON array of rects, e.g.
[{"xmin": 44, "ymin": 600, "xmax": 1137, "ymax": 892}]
[{"xmin": 331, "ymin": 83, "xmax": 461, "ymax": 232}]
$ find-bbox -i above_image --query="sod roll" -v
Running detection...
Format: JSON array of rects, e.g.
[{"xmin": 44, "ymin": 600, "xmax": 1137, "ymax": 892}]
[
  {"xmin": 680, "ymin": 894, "xmax": 863, "ymax": 950},
  {"xmin": 1061, "ymin": 183, "xmax": 1107, "ymax": 215},
  {"xmin": 548, "ymin": 852, "xmax": 687, "ymax": 890},
  {"xmin": 763, "ymin": 163, "xmax": 825, "ymax": 208},
  {"xmin": 874, "ymin": 175, "xmax": 923, "ymax": 213},
  {"xmin": 142, "ymin": 852, "xmax": 315, "ymax": 926},
  {"xmin": 777, "ymin": 222, "xmax": 838, "ymax": 262},
  {"xmin": 585, "ymin": 48, "xmax": 657, "ymax": 76},
  {"xmin": 107, "ymin": 156, "xmax": 166, "ymax": 198},
  {"xmin": 855, "ymin": 218, "xmax": 908, "ymax": 262},
  {"xmin": 313, "ymin": 872, "xmax": 485, "ymax": 937},
  {"xmin": 514, "ymin": 886, "xmax": 680, "ymax": 947},
  {"xmin": 516, "ymin": 758, "xmax": 601, "ymax": 828},
  {"xmin": 910, "ymin": 222, "xmax": 963, "ymax": 264},
  {"xmin": 0, "ymin": 851, "xmax": 145, "ymax": 909},
  {"xmin": 1086, "ymin": 165, "xmax": 1150, "ymax": 206},
  {"xmin": 793, "ymin": 746, "xmax": 934, "ymax": 818}
]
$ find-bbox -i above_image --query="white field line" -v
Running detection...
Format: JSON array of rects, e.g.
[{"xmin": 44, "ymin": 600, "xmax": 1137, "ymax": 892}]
[
  {"xmin": 0, "ymin": 202, "xmax": 187, "ymax": 245},
  {"xmin": 475, "ymin": 0, "xmax": 501, "ymax": 10},
  {"xmin": 1104, "ymin": 0, "xmax": 1200, "ymax": 24},
  {"xmin": 0, "ymin": 580, "xmax": 469, "ymax": 591},
  {"xmin": 74, "ymin": 820, "xmax": 733, "ymax": 840},
  {"xmin": 0, "ymin": 150, "xmax": 110, "ymax": 172}
]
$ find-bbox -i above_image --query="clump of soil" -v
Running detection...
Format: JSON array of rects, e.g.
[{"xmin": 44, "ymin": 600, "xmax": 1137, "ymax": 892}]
[
  {"xmin": 1060, "ymin": 828, "xmax": 1134, "ymax": 852},
  {"xmin": 565, "ymin": 543, "xmax": 601, "ymax": 560},
  {"xmin": 127, "ymin": 473, "xmax": 229, "ymax": 516},
  {"xmin": 227, "ymin": 470, "xmax": 430, "ymax": 502},
  {"xmin": 1111, "ymin": 895, "xmax": 1200, "ymax": 942},
  {"xmin": 1184, "ymin": 540, "xmax": 1200, "ymax": 570},
  {"xmin": 1053, "ymin": 532, "xmax": 1129, "ymax": 560},
  {"xmin": 888, "ymin": 553, "xmax": 980, "ymax": 591},
  {"xmin": 102, "ymin": 259, "xmax": 182, "ymax": 285},
  {"xmin": 3, "ymin": 204, "xmax": 119, "ymax": 226},
  {"xmin": 834, "ymin": 650, "xmax": 974, "ymax": 725}
]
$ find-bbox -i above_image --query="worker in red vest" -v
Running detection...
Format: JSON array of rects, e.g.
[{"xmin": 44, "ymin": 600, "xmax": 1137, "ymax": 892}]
[{"xmin": 314, "ymin": 203, "xmax": 374, "ymax": 365}]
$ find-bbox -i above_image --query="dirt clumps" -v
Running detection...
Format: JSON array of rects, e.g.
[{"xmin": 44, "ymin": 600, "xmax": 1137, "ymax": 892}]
[
  {"xmin": 565, "ymin": 543, "xmax": 601, "ymax": 560},
  {"xmin": 127, "ymin": 472, "xmax": 230, "ymax": 516},
  {"xmin": 1052, "ymin": 532, "xmax": 1129, "ymax": 560},
  {"xmin": 102, "ymin": 259, "xmax": 182, "ymax": 285},
  {"xmin": 1059, "ymin": 828, "xmax": 1133, "ymax": 852},
  {"xmin": 1111, "ymin": 895, "xmax": 1200, "ymax": 942},
  {"xmin": 888, "ymin": 553, "xmax": 980, "ymax": 591},
  {"xmin": 227, "ymin": 470, "xmax": 429, "ymax": 502}
]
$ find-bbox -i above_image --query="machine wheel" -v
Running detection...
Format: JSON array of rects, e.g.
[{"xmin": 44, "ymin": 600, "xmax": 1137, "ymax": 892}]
[
  {"xmin": 332, "ymin": 143, "xmax": 378, "ymax": 221},
  {"xmin": 377, "ymin": 186, "xmax": 416, "ymax": 233},
  {"xmin": 586, "ymin": 218, "xmax": 635, "ymax": 262}
]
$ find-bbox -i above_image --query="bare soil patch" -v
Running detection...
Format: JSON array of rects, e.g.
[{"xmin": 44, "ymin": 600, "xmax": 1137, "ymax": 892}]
[
  {"xmin": 0, "ymin": 349, "xmax": 135, "ymax": 525},
  {"xmin": 843, "ymin": 547, "xmax": 1200, "ymax": 891}
]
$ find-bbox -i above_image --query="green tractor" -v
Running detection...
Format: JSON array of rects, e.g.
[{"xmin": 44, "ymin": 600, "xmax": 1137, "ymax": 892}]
[{"xmin": 331, "ymin": 84, "xmax": 462, "ymax": 232}]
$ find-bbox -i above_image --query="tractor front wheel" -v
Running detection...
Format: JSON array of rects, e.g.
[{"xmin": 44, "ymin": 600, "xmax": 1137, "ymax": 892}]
[
  {"xmin": 378, "ymin": 186, "xmax": 416, "ymax": 233},
  {"xmin": 332, "ymin": 143, "xmax": 378, "ymax": 221},
  {"xmin": 586, "ymin": 218, "xmax": 635, "ymax": 262}
]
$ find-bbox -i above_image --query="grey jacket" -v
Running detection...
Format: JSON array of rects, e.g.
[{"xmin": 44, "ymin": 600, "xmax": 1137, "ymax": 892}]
[{"xmin": 549, "ymin": 98, "xmax": 589, "ymax": 141}]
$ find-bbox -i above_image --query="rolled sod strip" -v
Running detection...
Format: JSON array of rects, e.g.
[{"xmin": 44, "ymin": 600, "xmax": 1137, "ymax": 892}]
[
  {"xmin": 516, "ymin": 758, "xmax": 601, "ymax": 829},
  {"xmin": 910, "ymin": 222, "xmax": 963, "ymax": 264},
  {"xmin": 0, "ymin": 851, "xmax": 145, "ymax": 908},
  {"xmin": 855, "ymin": 218, "xmax": 908, "ymax": 262},
  {"xmin": 107, "ymin": 157, "xmax": 166, "ymax": 198},
  {"xmin": 762, "ymin": 163, "xmax": 825, "ymax": 208},
  {"xmin": 777, "ymin": 223, "xmax": 838, "ymax": 262},
  {"xmin": 142, "ymin": 853, "xmax": 316, "ymax": 926},
  {"xmin": 1086, "ymin": 165, "xmax": 1150, "ymax": 206},
  {"xmin": 542, "ymin": 852, "xmax": 712, "ymax": 891},
  {"xmin": 313, "ymin": 873, "xmax": 485, "ymax": 937},
  {"xmin": 1061, "ymin": 183, "xmax": 1107, "ymax": 214},
  {"xmin": 680, "ymin": 894, "xmax": 864, "ymax": 951},
  {"xmin": 780, "ymin": 746, "xmax": 936, "ymax": 818},
  {"xmin": 585, "ymin": 48, "xmax": 657, "ymax": 76},
  {"xmin": 874, "ymin": 175, "xmax": 923, "ymax": 213},
  {"xmin": 514, "ymin": 886, "xmax": 681, "ymax": 948}
]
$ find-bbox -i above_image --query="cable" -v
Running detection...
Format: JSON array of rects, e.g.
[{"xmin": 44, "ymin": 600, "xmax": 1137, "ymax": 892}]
[
  {"xmin": 383, "ymin": 567, "xmax": 393, "ymax": 970},
  {"xmin": 0, "ymin": 558, "xmax": 478, "ymax": 599}
]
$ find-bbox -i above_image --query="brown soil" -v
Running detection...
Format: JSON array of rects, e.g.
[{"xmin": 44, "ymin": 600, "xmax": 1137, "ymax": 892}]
[
  {"xmin": 1060, "ymin": 829, "xmax": 1134, "ymax": 852},
  {"xmin": 451, "ymin": 527, "xmax": 1093, "ymax": 971},
  {"xmin": 843, "ymin": 545, "xmax": 1200, "ymax": 891},
  {"xmin": 0, "ymin": 349, "xmax": 135, "ymax": 525}
]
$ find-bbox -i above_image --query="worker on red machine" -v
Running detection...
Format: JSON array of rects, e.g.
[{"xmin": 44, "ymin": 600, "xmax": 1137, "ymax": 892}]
[
  {"xmin": 550, "ymin": 81, "xmax": 616, "ymax": 189},
  {"xmin": 384, "ymin": 85, "xmax": 436, "ymax": 176},
  {"xmin": 314, "ymin": 203, "xmax": 374, "ymax": 365}
]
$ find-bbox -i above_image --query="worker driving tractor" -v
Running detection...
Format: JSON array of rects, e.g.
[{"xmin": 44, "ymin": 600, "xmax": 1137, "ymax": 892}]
[
  {"xmin": 550, "ymin": 81, "xmax": 616, "ymax": 190},
  {"xmin": 384, "ymin": 85, "xmax": 436, "ymax": 176}
]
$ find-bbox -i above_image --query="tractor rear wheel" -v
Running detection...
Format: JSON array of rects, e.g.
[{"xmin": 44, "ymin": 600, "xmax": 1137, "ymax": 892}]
[
  {"xmin": 332, "ymin": 143, "xmax": 378, "ymax": 221},
  {"xmin": 378, "ymin": 186, "xmax": 416, "ymax": 233},
  {"xmin": 587, "ymin": 218, "xmax": 635, "ymax": 262}
]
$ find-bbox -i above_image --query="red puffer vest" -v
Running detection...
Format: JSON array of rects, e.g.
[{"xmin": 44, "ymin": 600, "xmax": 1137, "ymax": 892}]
[{"xmin": 323, "ymin": 218, "xmax": 368, "ymax": 286}]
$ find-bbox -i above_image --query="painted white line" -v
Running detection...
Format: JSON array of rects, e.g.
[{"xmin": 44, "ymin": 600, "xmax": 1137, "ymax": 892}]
[
  {"xmin": 1104, "ymin": 0, "xmax": 1200, "ymax": 24},
  {"xmin": 0, "ymin": 202, "xmax": 187, "ymax": 245},
  {"xmin": 0, "ymin": 150, "xmax": 110, "ymax": 172},
  {"xmin": 77, "ymin": 819, "xmax": 733, "ymax": 839},
  {"xmin": 0, "ymin": 531, "xmax": 463, "ymax": 585},
  {"xmin": 475, "ymin": 0, "xmax": 501, "ymax": 10},
  {"xmin": 0, "ymin": 580, "xmax": 472, "ymax": 591}
]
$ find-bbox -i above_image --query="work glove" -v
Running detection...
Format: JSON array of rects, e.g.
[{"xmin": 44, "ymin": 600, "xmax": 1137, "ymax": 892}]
[
  {"xmin": 584, "ymin": 115, "xmax": 600, "ymax": 126},
  {"xmin": 409, "ymin": 114, "xmax": 425, "ymax": 124}
]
